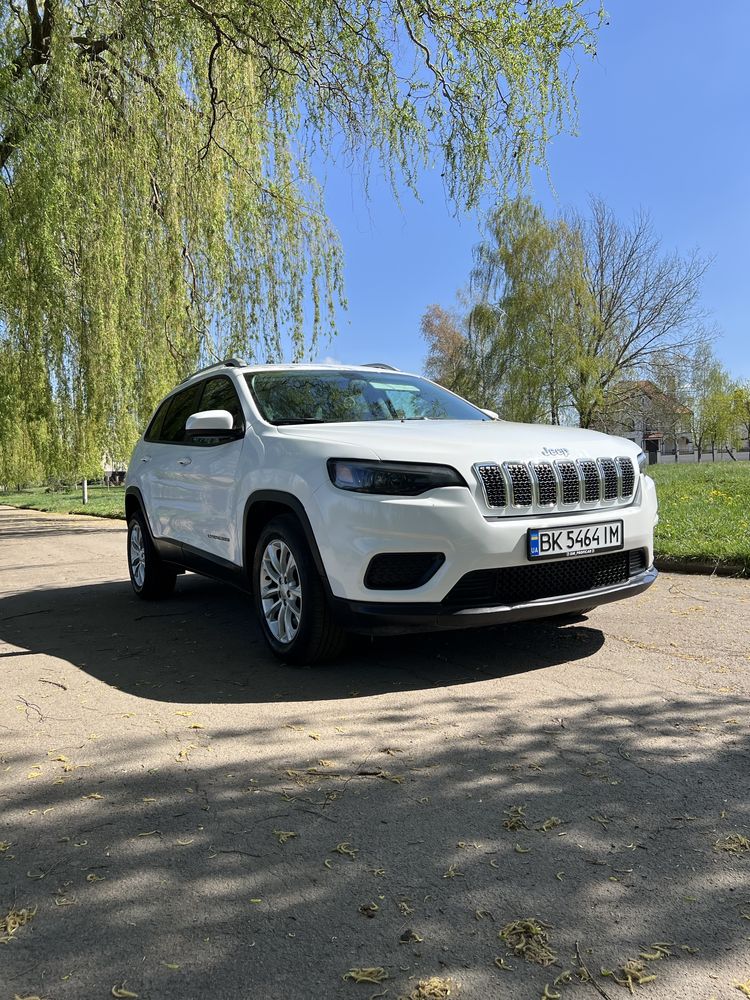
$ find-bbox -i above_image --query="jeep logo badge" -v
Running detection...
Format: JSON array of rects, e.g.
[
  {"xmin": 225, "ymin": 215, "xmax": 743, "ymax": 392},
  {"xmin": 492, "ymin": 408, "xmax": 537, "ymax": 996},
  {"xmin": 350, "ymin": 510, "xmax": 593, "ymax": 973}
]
[{"xmin": 541, "ymin": 447, "xmax": 569, "ymax": 457}]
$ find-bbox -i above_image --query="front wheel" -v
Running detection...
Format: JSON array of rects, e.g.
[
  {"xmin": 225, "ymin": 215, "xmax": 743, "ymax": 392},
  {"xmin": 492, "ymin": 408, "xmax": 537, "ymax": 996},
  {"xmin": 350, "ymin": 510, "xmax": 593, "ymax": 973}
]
[
  {"xmin": 127, "ymin": 510, "xmax": 177, "ymax": 600},
  {"xmin": 253, "ymin": 515, "xmax": 346, "ymax": 664}
]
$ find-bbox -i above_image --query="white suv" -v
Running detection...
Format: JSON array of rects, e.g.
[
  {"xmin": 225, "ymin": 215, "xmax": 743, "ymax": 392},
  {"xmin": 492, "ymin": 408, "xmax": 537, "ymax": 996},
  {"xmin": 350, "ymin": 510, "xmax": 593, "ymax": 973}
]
[{"xmin": 125, "ymin": 360, "xmax": 658, "ymax": 663}]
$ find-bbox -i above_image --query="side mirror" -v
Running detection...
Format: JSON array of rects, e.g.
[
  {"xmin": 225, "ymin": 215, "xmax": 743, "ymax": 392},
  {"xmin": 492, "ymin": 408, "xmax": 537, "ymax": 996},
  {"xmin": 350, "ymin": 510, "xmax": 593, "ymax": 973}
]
[
  {"xmin": 185, "ymin": 409, "xmax": 242, "ymax": 440},
  {"xmin": 480, "ymin": 408, "xmax": 500, "ymax": 421}
]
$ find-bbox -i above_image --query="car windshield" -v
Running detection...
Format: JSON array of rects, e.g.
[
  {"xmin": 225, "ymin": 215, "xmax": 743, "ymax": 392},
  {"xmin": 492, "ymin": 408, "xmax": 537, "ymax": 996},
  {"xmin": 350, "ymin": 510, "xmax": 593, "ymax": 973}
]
[{"xmin": 246, "ymin": 370, "xmax": 489, "ymax": 425}]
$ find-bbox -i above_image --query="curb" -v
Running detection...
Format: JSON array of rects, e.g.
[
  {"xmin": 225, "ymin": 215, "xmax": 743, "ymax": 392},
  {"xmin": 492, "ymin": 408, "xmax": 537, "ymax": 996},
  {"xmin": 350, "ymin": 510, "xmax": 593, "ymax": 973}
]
[{"xmin": 654, "ymin": 556, "xmax": 748, "ymax": 579}]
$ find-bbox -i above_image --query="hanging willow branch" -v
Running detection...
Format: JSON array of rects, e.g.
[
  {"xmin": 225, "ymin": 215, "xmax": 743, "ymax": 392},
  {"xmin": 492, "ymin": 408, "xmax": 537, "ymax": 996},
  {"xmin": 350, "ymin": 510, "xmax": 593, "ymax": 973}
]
[{"xmin": 0, "ymin": 0, "xmax": 602, "ymax": 484}]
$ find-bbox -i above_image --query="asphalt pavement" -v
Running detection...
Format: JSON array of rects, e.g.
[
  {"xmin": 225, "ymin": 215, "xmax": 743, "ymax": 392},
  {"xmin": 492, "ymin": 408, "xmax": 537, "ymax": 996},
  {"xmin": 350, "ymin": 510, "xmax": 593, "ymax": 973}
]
[{"xmin": 1, "ymin": 506, "xmax": 749, "ymax": 1000}]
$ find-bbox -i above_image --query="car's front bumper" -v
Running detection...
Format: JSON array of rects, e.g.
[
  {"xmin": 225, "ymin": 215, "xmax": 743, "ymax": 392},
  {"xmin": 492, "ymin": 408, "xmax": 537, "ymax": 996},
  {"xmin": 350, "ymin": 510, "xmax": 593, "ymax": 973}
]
[
  {"xmin": 332, "ymin": 564, "xmax": 657, "ymax": 635},
  {"xmin": 310, "ymin": 475, "xmax": 659, "ymax": 604}
]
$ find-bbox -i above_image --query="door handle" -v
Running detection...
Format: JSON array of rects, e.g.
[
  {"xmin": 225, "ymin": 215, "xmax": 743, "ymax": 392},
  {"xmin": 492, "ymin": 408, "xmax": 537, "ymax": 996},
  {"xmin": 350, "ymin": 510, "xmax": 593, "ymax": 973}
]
[
  {"xmin": 140, "ymin": 456, "xmax": 151, "ymax": 463},
  {"xmin": 178, "ymin": 457, "xmax": 192, "ymax": 466}
]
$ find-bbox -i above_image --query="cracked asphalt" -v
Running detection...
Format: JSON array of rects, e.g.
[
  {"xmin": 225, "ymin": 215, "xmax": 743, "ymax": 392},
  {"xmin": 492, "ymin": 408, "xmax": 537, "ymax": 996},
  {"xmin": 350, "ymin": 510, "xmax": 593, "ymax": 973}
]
[{"xmin": 1, "ymin": 505, "xmax": 749, "ymax": 1000}]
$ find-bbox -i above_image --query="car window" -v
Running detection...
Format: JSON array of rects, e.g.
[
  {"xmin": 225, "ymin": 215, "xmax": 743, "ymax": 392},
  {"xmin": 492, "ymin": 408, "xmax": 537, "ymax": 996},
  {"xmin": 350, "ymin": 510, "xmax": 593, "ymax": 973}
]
[
  {"xmin": 144, "ymin": 398, "xmax": 171, "ymax": 442},
  {"xmin": 198, "ymin": 375, "xmax": 245, "ymax": 430},
  {"xmin": 246, "ymin": 371, "xmax": 488, "ymax": 424},
  {"xmin": 159, "ymin": 383, "xmax": 204, "ymax": 443}
]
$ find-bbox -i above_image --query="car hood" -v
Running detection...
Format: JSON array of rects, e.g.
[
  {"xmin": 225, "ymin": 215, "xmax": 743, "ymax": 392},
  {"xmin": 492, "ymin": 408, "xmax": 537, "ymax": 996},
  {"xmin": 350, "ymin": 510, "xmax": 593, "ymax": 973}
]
[{"xmin": 275, "ymin": 420, "xmax": 639, "ymax": 466}]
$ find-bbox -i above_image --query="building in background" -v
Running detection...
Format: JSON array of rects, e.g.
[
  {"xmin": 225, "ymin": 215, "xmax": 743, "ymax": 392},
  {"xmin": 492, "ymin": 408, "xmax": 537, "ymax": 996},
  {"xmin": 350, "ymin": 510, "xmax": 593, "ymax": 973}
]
[{"xmin": 594, "ymin": 380, "xmax": 694, "ymax": 455}]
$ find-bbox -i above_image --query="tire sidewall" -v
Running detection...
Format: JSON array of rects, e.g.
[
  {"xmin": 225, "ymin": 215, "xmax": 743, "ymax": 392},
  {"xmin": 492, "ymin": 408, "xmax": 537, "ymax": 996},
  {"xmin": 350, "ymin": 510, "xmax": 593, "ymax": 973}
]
[
  {"xmin": 127, "ymin": 513, "xmax": 148, "ymax": 595},
  {"xmin": 253, "ymin": 518, "xmax": 318, "ymax": 660}
]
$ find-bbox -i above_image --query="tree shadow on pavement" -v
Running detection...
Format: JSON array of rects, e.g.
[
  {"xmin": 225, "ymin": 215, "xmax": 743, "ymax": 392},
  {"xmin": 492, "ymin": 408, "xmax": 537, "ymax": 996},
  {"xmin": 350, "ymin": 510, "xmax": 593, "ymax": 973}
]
[
  {"xmin": 0, "ymin": 509, "xmax": 120, "ymax": 540},
  {"xmin": 0, "ymin": 575, "xmax": 606, "ymax": 702},
  {"xmin": 1, "ymin": 687, "xmax": 749, "ymax": 999}
]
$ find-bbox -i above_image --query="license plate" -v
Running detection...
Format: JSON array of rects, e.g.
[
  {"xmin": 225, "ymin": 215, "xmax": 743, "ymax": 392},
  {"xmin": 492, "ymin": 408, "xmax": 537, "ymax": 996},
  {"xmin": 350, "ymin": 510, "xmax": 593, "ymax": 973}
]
[{"xmin": 528, "ymin": 520, "xmax": 623, "ymax": 560}]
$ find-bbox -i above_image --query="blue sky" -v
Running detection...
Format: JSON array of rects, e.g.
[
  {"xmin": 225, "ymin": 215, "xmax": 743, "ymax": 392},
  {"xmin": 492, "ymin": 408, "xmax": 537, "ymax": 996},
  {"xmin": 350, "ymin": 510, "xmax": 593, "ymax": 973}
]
[{"xmin": 313, "ymin": 0, "xmax": 750, "ymax": 380}]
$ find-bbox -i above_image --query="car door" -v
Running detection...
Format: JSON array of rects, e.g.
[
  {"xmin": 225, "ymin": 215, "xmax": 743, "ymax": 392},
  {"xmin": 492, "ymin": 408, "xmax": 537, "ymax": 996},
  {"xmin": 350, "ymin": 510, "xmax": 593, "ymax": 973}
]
[
  {"xmin": 168, "ymin": 374, "xmax": 247, "ymax": 564},
  {"xmin": 140, "ymin": 381, "xmax": 205, "ymax": 544}
]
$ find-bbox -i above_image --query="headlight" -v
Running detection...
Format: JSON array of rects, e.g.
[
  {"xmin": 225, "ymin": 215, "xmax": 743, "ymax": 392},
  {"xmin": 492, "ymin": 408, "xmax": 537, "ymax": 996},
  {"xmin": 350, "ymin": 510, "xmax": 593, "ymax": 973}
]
[
  {"xmin": 637, "ymin": 450, "xmax": 648, "ymax": 474},
  {"xmin": 327, "ymin": 459, "xmax": 467, "ymax": 496}
]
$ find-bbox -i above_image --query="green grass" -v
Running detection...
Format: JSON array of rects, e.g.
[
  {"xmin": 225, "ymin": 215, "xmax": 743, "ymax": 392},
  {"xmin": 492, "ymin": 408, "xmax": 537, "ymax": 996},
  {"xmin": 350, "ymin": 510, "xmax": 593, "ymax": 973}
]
[
  {"xmin": 3, "ymin": 464, "xmax": 749, "ymax": 574},
  {"xmin": 650, "ymin": 461, "xmax": 750, "ymax": 573},
  {"xmin": 0, "ymin": 484, "xmax": 126, "ymax": 519}
]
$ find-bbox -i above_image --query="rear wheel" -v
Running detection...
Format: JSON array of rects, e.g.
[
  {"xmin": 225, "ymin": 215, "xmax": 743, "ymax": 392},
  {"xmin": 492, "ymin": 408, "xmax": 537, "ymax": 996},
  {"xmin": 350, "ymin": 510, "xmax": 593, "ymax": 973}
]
[
  {"xmin": 127, "ymin": 510, "xmax": 177, "ymax": 600},
  {"xmin": 253, "ymin": 515, "xmax": 346, "ymax": 664}
]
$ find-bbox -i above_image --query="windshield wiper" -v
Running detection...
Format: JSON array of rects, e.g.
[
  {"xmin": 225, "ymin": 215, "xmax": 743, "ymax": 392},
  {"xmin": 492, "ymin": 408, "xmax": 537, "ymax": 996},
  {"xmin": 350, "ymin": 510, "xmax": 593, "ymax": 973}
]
[{"xmin": 273, "ymin": 418, "xmax": 327, "ymax": 425}]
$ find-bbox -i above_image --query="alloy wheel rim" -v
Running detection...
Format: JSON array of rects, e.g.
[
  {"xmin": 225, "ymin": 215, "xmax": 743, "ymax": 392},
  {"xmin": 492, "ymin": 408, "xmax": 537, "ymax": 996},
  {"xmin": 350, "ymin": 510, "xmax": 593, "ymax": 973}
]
[
  {"xmin": 130, "ymin": 523, "xmax": 146, "ymax": 588},
  {"xmin": 260, "ymin": 539, "xmax": 302, "ymax": 644}
]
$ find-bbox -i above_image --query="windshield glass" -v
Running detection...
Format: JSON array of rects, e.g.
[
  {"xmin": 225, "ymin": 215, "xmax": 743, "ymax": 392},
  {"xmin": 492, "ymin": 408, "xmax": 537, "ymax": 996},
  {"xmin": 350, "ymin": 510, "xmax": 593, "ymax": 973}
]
[{"xmin": 246, "ymin": 370, "xmax": 488, "ymax": 425}]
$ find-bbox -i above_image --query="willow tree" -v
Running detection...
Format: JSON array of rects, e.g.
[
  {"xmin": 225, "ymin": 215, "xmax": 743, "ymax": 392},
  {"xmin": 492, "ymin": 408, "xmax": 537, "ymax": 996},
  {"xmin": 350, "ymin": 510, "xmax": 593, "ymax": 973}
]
[{"xmin": 0, "ymin": 1, "xmax": 601, "ymax": 484}]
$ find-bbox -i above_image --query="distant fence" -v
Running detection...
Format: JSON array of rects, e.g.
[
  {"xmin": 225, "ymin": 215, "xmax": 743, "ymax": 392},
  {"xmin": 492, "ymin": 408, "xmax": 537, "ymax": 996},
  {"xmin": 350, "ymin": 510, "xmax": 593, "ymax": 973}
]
[{"xmin": 656, "ymin": 448, "xmax": 750, "ymax": 464}]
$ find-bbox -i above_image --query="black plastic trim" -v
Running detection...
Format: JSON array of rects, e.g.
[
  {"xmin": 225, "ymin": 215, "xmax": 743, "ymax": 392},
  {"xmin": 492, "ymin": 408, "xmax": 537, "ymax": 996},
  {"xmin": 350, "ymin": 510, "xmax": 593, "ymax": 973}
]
[
  {"xmin": 364, "ymin": 552, "xmax": 446, "ymax": 590},
  {"xmin": 242, "ymin": 490, "xmax": 330, "ymax": 585},
  {"xmin": 330, "ymin": 567, "xmax": 658, "ymax": 635},
  {"xmin": 184, "ymin": 427, "xmax": 245, "ymax": 445},
  {"xmin": 175, "ymin": 542, "xmax": 247, "ymax": 588}
]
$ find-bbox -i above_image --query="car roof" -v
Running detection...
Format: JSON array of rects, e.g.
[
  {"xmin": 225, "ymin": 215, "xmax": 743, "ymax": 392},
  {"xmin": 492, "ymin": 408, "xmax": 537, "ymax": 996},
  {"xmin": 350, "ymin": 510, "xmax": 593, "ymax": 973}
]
[{"xmin": 179, "ymin": 362, "xmax": 418, "ymax": 387}]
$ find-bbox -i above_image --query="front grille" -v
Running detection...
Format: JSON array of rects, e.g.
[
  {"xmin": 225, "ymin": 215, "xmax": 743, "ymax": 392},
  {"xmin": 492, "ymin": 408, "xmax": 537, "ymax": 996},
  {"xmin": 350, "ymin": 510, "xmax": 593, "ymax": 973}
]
[
  {"xmin": 475, "ymin": 455, "xmax": 638, "ymax": 511},
  {"xmin": 580, "ymin": 460, "xmax": 601, "ymax": 502},
  {"xmin": 533, "ymin": 462, "xmax": 557, "ymax": 505},
  {"xmin": 477, "ymin": 464, "xmax": 506, "ymax": 507},
  {"xmin": 506, "ymin": 463, "xmax": 533, "ymax": 506},
  {"xmin": 444, "ymin": 550, "xmax": 637, "ymax": 609},
  {"xmin": 600, "ymin": 458, "xmax": 619, "ymax": 500},
  {"xmin": 365, "ymin": 552, "xmax": 445, "ymax": 590},
  {"xmin": 557, "ymin": 461, "xmax": 581, "ymax": 504},
  {"xmin": 618, "ymin": 456, "xmax": 635, "ymax": 497}
]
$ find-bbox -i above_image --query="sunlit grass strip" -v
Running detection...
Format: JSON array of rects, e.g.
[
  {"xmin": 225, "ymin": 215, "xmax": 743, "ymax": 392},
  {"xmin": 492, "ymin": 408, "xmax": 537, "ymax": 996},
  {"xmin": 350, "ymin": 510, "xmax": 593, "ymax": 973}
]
[
  {"xmin": 1, "ymin": 485, "xmax": 125, "ymax": 519},
  {"xmin": 650, "ymin": 463, "xmax": 750, "ymax": 573}
]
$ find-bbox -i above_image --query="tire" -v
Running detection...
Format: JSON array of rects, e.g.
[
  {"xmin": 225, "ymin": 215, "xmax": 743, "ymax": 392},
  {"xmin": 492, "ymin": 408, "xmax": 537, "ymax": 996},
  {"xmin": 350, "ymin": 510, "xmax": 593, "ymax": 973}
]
[
  {"xmin": 253, "ymin": 514, "xmax": 346, "ymax": 665},
  {"xmin": 127, "ymin": 509, "xmax": 177, "ymax": 600}
]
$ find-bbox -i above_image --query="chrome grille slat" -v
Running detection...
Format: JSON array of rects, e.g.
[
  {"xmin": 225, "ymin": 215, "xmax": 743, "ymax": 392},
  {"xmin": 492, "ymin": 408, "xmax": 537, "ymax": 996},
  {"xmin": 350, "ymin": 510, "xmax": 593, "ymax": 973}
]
[
  {"xmin": 476, "ymin": 464, "xmax": 506, "ymax": 507},
  {"xmin": 556, "ymin": 461, "xmax": 581, "ymax": 504},
  {"xmin": 504, "ymin": 462, "xmax": 533, "ymax": 506},
  {"xmin": 579, "ymin": 460, "xmax": 601, "ymax": 503},
  {"xmin": 531, "ymin": 462, "xmax": 557, "ymax": 505},
  {"xmin": 599, "ymin": 458, "xmax": 619, "ymax": 501},
  {"xmin": 617, "ymin": 456, "xmax": 635, "ymax": 498}
]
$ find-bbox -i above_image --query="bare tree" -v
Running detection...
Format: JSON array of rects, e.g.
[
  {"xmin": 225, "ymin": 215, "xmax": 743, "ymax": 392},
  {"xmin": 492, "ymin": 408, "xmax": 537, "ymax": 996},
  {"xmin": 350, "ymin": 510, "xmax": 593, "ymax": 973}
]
[{"xmin": 569, "ymin": 197, "xmax": 710, "ymax": 427}]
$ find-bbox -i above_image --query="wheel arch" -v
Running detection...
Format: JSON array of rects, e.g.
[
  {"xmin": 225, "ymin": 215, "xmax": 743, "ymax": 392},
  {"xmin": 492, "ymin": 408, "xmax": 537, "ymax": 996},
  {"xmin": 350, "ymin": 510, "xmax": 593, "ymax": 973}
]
[
  {"xmin": 242, "ymin": 491, "xmax": 329, "ymax": 588},
  {"xmin": 124, "ymin": 486, "xmax": 159, "ymax": 546},
  {"xmin": 125, "ymin": 486, "xmax": 144, "ymax": 522}
]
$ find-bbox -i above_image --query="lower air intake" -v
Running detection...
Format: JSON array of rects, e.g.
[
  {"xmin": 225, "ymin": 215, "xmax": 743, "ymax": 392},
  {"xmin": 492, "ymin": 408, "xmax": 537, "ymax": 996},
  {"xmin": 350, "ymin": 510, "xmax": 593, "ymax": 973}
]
[
  {"xmin": 443, "ymin": 549, "xmax": 644, "ymax": 609},
  {"xmin": 365, "ymin": 552, "xmax": 445, "ymax": 590}
]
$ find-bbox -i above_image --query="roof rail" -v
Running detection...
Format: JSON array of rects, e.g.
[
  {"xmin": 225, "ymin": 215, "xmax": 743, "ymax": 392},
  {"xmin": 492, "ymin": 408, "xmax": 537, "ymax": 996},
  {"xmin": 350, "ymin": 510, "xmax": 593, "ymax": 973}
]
[
  {"xmin": 362, "ymin": 362, "xmax": 399, "ymax": 371},
  {"xmin": 179, "ymin": 357, "xmax": 248, "ymax": 384}
]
